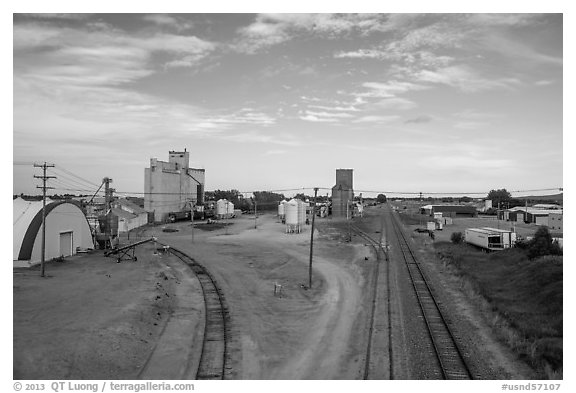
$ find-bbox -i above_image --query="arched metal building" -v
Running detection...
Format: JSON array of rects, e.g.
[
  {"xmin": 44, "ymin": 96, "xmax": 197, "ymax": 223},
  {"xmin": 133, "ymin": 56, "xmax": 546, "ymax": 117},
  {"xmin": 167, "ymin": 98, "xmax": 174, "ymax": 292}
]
[{"xmin": 13, "ymin": 198, "xmax": 94, "ymax": 266}]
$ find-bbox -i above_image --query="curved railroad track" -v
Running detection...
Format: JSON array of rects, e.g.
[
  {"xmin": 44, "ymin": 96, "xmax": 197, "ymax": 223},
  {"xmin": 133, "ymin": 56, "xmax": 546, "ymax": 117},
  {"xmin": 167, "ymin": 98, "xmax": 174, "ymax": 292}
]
[
  {"xmin": 350, "ymin": 219, "xmax": 393, "ymax": 380},
  {"xmin": 158, "ymin": 243, "xmax": 231, "ymax": 380},
  {"xmin": 386, "ymin": 205, "xmax": 473, "ymax": 380}
]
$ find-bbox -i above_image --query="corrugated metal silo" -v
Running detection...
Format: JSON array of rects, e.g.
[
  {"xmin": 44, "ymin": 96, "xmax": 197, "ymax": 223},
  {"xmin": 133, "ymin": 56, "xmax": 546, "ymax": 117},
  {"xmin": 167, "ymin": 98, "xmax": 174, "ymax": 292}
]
[{"xmin": 216, "ymin": 199, "xmax": 227, "ymax": 218}]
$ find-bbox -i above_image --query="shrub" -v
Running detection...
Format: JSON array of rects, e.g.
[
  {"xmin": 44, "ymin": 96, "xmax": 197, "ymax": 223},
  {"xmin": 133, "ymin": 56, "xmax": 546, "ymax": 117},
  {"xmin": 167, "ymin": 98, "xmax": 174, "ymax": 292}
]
[
  {"xmin": 528, "ymin": 227, "xmax": 562, "ymax": 259},
  {"xmin": 451, "ymin": 231, "xmax": 464, "ymax": 244}
]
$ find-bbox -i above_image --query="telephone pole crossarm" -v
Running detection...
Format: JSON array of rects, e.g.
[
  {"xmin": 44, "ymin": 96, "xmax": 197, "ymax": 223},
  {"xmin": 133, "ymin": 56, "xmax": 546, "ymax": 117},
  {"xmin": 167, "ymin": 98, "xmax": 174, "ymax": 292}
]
[{"xmin": 33, "ymin": 162, "xmax": 56, "ymax": 278}]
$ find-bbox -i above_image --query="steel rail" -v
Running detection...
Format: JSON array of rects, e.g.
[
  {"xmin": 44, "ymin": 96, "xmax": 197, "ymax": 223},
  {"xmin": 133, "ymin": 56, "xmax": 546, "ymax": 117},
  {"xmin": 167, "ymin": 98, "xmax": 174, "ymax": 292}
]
[
  {"xmin": 158, "ymin": 243, "xmax": 230, "ymax": 380},
  {"xmin": 387, "ymin": 207, "xmax": 472, "ymax": 379},
  {"xmin": 350, "ymin": 221, "xmax": 393, "ymax": 380}
]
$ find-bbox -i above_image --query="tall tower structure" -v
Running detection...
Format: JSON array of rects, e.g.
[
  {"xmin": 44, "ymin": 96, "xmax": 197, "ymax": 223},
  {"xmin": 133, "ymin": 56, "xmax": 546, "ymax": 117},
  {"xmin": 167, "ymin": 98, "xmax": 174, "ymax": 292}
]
[
  {"xmin": 144, "ymin": 149, "xmax": 205, "ymax": 222},
  {"xmin": 331, "ymin": 169, "xmax": 354, "ymax": 218}
]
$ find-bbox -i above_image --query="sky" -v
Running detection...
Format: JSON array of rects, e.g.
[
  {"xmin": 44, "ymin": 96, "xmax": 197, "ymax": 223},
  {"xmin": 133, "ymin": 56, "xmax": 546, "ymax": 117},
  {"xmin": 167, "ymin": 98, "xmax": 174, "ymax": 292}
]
[{"xmin": 12, "ymin": 11, "xmax": 564, "ymax": 199}]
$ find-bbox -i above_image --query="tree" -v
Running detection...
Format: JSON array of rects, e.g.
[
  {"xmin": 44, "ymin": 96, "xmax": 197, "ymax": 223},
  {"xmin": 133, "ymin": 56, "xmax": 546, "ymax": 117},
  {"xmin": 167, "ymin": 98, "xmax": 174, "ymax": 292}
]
[
  {"xmin": 450, "ymin": 232, "xmax": 464, "ymax": 244},
  {"xmin": 376, "ymin": 194, "xmax": 387, "ymax": 203},
  {"xmin": 487, "ymin": 189, "xmax": 512, "ymax": 207},
  {"xmin": 253, "ymin": 191, "xmax": 286, "ymax": 211},
  {"xmin": 292, "ymin": 192, "xmax": 309, "ymax": 201},
  {"xmin": 528, "ymin": 226, "xmax": 562, "ymax": 259}
]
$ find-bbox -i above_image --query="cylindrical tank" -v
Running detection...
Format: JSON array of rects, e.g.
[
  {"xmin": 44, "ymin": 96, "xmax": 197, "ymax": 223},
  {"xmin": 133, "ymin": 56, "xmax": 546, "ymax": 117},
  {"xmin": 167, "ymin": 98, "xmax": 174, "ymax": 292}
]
[
  {"xmin": 285, "ymin": 199, "xmax": 299, "ymax": 226},
  {"xmin": 216, "ymin": 199, "xmax": 227, "ymax": 217},
  {"xmin": 278, "ymin": 200, "xmax": 286, "ymax": 217},
  {"xmin": 227, "ymin": 201, "xmax": 235, "ymax": 216},
  {"xmin": 296, "ymin": 199, "xmax": 306, "ymax": 225}
]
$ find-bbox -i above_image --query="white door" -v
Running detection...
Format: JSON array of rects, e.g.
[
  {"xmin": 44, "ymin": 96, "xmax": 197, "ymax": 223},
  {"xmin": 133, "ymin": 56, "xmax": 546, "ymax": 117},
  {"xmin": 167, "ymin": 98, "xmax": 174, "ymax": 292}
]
[{"xmin": 59, "ymin": 231, "xmax": 73, "ymax": 257}]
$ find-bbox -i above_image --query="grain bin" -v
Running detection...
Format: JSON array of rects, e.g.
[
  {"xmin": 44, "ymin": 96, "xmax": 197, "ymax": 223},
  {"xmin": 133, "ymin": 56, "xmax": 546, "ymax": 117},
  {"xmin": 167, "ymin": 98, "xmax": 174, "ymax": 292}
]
[
  {"xmin": 216, "ymin": 199, "xmax": 227, "ymax": 219},
  {"xmin": 226, "ymin": 201, "xmax": 235, "ymax": 218},
  {"xmin": 285, "ymin": 199, "xmax": 300, "ymax": 233},
  {"xmin": 296, "ymin": 199, "xmax": 306, "ymax": 225},
  {"xmin": 278, "ymin": 200, "xmax": 287, "ymax": 219}
]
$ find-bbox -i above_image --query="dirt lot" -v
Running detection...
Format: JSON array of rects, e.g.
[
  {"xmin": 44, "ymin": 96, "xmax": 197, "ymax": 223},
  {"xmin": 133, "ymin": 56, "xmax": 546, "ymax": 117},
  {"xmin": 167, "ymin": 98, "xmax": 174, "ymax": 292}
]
[
  {"xmin": 150, "ymin": 213, "xmax": 372, "ymax": 379},
  {"xmin": 14, "ymin": 208, "xmax": 535, "ymax": 380},
  {"xmin": 13, "ymin": 242, "xmax": 204, "ymax": 380},
  {"xmin": 13, "ymin": 213, "xmax": 371, "ymax": 380}
]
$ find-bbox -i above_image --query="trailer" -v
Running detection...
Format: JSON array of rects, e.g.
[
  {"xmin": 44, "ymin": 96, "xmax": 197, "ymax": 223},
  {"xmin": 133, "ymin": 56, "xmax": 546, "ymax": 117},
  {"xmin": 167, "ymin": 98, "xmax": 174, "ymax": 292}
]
[{"xmin": 465, "ymin": 227, "xmax": 517, "ymax": 251}]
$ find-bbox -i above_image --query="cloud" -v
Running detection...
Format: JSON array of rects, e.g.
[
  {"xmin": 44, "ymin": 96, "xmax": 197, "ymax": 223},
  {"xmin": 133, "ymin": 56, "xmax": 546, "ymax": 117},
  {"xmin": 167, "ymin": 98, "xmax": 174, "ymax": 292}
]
[
  {"xmin": 233, "ymin": 13, "xmax": 389, "ymax": 53},
  {"xmin": 405, "ymin": 115, "xmax": 433, "ymax": 124},
  {"xmin": 299, "ymin": 114, "xmax": 338, "ymax": 123},
  {"xmin": 353, "ymin": 115, "xmax": 399, "ymax": 123},
  {"xmin": 374, "ymin": 97, "xmax": 417, "ymax": 110},
  {"xmin": 535, "ymin": 80, "xmax": 555, "ymax": 86},
  {"xmin": 360, "ymin": 80, "xmax": 429, "ymax": 98},
  {"xmin": 141, "ymin": 14, "xmax": 195, "ymax": 31},
  {"xmin": 14, "ymin": 22, "xmax": 217, "ymax": 78},
  {"xmin": 414, "ymin": 65, "xmax": 522, "ymax": 92}
]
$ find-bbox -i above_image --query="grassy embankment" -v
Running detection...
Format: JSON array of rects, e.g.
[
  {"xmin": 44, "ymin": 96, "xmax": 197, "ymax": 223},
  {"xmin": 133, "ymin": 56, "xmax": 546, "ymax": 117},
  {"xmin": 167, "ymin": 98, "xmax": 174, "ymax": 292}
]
[{"xmin": 434, "ymin": 242, "xmax": 562, "ymax": 379}]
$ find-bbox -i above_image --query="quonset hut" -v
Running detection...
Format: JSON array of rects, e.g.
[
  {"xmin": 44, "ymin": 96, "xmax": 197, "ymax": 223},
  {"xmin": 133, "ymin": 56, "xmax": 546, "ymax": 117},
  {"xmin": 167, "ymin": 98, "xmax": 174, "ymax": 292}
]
[{"xmin": 13, "ymin": 197, "xmax": 94, "ymax": 267}]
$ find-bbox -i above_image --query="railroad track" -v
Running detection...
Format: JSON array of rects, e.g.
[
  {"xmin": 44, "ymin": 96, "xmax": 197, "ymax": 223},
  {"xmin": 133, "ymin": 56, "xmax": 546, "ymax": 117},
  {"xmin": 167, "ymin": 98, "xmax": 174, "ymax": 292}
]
[
  {"xmin": 350, "ymin": 219, "xmax": 393, "ymax": 380},
  {"xmin": 387, "ymin": 205, "xmax": 473, "ymax": 380},
  {"xmin": 159, "ymin": 243, "xmax": 230, "ymax": 380}
]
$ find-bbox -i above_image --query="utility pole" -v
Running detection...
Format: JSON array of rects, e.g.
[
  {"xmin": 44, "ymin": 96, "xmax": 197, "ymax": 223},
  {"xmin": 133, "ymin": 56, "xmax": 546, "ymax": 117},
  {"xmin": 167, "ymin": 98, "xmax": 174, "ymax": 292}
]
[
  {"xmin": 34, "ymin": 162, "xmax": 56, "ymax": 278},
  {"xmin": 103, "ymin": 177, "xmax": 115, "ymax": 248},
  {"xmin": 191, "ymin": 201, "xmax": 194, "ymax": 243},
  {"xmin": 347, "ymin": 199, "xmax": 351, "ymax": 241},
  {"xmin": 308, "ymin": 187, "xmax": 319, "ymax": 289}
]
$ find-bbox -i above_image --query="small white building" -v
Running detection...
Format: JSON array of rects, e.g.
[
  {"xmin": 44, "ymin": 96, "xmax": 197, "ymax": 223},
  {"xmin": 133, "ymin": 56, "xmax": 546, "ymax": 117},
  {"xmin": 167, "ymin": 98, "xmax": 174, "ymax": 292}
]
[
  {"xmin": 111, "ymin": 198, "xmax": 148, "ymax": 233},
  {"xmin": 13, "ymin": 198, "xmax": 94, "ymax": 267}
]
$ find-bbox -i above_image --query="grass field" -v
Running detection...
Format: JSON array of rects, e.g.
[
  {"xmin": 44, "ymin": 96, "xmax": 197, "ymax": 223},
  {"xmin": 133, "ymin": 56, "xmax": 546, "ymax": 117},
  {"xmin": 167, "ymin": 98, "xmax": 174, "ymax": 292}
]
[{"xmin": 434, "ymin": 242, "xmax": 563, "ymax": 379}]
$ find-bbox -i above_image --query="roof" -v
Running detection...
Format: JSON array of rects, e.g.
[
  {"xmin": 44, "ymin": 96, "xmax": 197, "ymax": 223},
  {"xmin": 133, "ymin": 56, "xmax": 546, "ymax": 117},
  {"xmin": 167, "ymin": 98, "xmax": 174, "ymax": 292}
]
[
  {"xmin": 110, "ymin": 207, "xmax": 137, "ymax": 220},
  {"xmin": 467, "ymin": 227, "xmax": 512, "ymax": 235},
  {"xmin": 508, "ymin": 207, "xmax": 563, "ymax": 215},
  {"xmin": 532, "ymin": 204, "xmax": 561, "ymax": 209},
  {"xmin": 114, "ymin": 198, "xmax": 147, "ymax": 215},
  {"xmin": 430, "ymin": 205, "xmax": 477, "ymax": 213}
]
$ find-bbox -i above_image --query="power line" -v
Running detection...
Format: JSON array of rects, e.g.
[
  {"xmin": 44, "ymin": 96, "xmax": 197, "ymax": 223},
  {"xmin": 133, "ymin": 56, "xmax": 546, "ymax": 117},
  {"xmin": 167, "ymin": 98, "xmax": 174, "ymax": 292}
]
[{"xmin": 53, "ymin": 165, "xmax": 100, "ymax": 188}]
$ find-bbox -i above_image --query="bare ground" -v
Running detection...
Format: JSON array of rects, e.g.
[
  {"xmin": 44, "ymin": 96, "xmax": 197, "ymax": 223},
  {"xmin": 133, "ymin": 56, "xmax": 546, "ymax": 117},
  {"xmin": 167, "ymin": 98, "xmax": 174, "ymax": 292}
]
[{"xmin": 13, "ymin": 209, "xmax": 533, "ymax": 380}]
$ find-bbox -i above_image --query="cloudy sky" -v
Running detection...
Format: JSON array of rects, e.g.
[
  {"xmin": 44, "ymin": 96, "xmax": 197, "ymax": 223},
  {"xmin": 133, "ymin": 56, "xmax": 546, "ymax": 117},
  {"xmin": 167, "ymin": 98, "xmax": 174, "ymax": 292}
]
[{"xmin": 12, "ymin": 12, "xmax": 563, "ymax": 198}]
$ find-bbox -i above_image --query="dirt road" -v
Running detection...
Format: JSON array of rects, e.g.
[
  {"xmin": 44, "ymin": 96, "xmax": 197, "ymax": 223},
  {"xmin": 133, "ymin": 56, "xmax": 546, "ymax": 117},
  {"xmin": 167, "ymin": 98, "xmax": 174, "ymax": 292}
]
[{"xmin": 153, "ymin": 214, "xmax": 369, "ymax": 379}]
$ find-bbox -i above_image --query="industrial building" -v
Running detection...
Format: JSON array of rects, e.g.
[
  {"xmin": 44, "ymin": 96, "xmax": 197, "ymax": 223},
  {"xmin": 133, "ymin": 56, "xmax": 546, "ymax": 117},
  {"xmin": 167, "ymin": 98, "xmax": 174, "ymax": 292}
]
[
  {"xmin": 144, "ymin": 149, "xmax": 205, "ymax": 222},
  {"xmin": 331, "ymin": 169, "xmax": 354, "ymax": 218},
  {"xmin": 501, "ymin": 206, "xmax": 563, "ymax": 227},
  {"xmin": 420, "ymin": 205, "xmax": 478, "ymax": 217},
  {"xmin": 111, "ymin": 198, "xmax": 148, "ymax": 233},
  {"xmin": 13, "ymin": 197, "xmax": 94, "ymax": 266}
]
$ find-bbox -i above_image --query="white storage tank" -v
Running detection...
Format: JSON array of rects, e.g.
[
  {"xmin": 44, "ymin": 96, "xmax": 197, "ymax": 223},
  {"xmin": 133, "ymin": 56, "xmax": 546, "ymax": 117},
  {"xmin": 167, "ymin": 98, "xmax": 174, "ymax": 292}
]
[
  {"xmin": 285, "ymin": 199, "xmax": 298, "ymax": 225},
  {"xmin": 278, "ymin": 200, "xmax": 287, "ymax": 218},
  {"xmin": 226, "ymin": 201, "xmax": 235, "ymax": 217},
  {"xmin": 296, "ymin": 199, "xmax": 306, "ymax": 225},
  {"xmin": 216, "ymin": 199, "xmax": 228, "ymax": 218},
  {"xmin": 285, "ymin": 199, "xmax": 301, "ymax": 233}
]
